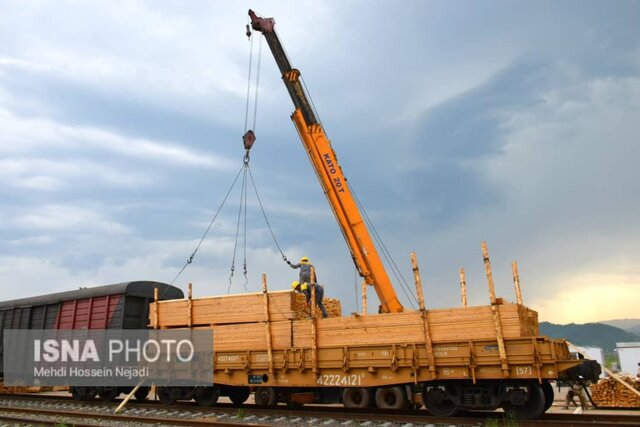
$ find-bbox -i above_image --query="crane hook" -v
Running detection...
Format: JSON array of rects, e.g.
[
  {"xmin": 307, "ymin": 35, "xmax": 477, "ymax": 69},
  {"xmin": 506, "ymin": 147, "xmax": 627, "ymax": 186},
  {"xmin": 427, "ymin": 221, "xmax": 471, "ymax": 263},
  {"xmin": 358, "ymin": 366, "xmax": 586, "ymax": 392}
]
[
  {"xmin": 245, "ymin": 24, "xmax": 252, "ymax": 39},
  {"xmin": 243, "ymin": 130, "xmax": 256, "ymax": 150}
]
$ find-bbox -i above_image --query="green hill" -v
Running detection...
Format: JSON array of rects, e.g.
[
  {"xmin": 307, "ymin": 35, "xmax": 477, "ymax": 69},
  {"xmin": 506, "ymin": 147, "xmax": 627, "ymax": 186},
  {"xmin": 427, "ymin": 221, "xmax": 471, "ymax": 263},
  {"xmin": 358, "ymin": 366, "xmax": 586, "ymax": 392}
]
[{"xmin": 539, "ymin": 322, "xmax": 640, "ymax": 352}]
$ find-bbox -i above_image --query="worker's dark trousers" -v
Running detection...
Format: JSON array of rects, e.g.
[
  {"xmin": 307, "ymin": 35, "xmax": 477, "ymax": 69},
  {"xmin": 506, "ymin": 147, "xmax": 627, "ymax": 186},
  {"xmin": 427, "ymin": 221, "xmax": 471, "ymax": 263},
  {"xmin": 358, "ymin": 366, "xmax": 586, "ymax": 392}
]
[{"xmin": 304, "ymin": 285, "xmax": 328, "ymax": 318}]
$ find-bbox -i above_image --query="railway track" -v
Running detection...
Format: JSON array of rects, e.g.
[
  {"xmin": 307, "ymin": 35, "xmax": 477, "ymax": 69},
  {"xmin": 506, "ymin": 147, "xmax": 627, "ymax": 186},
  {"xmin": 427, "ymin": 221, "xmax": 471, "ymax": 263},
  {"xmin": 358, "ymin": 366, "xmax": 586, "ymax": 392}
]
[
  {"xmin": 0, "ymin": 393, "xmax": 637, "ymax": 427},
  {"xmin": 0, "ymin": 406, "xmax": 261, "ymax": 426}
]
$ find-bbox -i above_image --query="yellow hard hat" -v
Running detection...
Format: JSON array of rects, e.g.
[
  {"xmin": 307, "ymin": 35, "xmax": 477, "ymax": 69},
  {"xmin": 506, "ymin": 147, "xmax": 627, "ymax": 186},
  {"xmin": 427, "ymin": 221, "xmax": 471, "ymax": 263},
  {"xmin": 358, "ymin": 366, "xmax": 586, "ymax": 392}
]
[
  {"xmin": 300, "ymin": 283, "xmax": 309, "ymax": 291},
  {"xmin": 300, "ymin": 256, "xmax": 309, "ymax": 263},
  {"xmin": 291, "ymin": 281, "xmax": 300, "ymax": 290}
]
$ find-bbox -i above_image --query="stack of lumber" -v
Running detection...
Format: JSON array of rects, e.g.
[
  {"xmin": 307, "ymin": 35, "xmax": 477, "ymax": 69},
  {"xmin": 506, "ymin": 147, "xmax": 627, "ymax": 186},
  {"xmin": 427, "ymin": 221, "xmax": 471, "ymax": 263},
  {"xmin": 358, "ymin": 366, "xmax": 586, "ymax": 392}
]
[
  {"xmin": 590, "ymin": 376, "xmax": 640, "ymax": 408},
  {"xmin": 292, "ymin": 303, "xmax": 538, "ymax": 348},
  {"xmin": 292, "ymin": 294, "xmax": 341, "ymax": 318},
  {"xmin": 152, "ymin": 288, "xmax": 540, "ymax": 352},
  {"xmin": 186, "ymin": 302, "xmax": 539, "ymax": 352},
  {"xmin": 200, "ymin": 321, "xmax": 294, "ymax": 350},
  {"xmin": 429, "ymin": 304, "xmax": 539, "ymax": 340},
  {"xmin": 150, "ymin": 291, "xmax": 341, "ymax": 327}
]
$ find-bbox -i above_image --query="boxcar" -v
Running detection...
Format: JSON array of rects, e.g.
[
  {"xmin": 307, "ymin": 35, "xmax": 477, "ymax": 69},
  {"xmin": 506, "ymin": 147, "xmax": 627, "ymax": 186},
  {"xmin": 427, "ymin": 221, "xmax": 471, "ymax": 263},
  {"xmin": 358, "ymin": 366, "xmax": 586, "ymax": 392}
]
[{"xmin": 0, "ymin": 280, "xmax": 183, "ymax": 400}]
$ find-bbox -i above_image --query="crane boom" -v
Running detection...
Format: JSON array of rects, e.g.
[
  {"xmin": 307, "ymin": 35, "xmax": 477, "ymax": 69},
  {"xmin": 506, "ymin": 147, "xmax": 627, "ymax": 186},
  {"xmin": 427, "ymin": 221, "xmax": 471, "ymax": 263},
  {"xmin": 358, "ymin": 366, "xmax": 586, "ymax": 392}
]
[{"xmin": 249, "ymin": 10, "xmax": 404, "ymax": 313}]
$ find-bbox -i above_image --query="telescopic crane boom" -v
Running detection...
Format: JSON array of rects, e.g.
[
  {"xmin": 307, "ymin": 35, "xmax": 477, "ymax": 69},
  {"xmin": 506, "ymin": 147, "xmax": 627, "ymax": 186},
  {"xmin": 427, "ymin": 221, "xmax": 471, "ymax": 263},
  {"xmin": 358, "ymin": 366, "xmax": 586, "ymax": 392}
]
[{"xmin": 249, "ymin": 10, "xmax": 404, "ymax": 313}]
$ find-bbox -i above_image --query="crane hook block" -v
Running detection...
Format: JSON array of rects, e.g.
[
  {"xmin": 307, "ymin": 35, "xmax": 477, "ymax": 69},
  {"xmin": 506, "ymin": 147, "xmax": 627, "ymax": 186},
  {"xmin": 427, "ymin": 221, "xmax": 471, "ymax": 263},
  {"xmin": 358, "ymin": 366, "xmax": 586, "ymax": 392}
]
[
  {"xmin": 245, "ymin": 24, "xmax": 251, "ymax": 39},
  {"xmin": 243, "ymin": 130, "xmax": 256, "ymax": 150}
]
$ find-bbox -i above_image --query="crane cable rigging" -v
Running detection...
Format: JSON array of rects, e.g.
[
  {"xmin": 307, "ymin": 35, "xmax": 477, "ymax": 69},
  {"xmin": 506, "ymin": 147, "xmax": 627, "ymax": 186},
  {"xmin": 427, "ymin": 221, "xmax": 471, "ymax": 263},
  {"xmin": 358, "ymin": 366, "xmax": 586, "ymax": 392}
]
[
  {"xmin": 174, "ymin": 19, "xmax": 413, "ymax": 308},
  {"xmin": 171, "ymin": 24, "xmax": 290, "ymax": 290}
]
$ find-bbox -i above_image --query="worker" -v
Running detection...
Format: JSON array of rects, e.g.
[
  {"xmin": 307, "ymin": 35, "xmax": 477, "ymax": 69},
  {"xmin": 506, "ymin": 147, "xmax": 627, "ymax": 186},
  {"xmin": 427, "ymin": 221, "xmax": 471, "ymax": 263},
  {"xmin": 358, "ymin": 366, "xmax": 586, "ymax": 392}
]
[
  {"xmin": 291, "ymin": 281, "xmax": 328, "ymax": 318},
  {"xmin": 287, "ymin": 256, "xmax": 314, "ymax": 285},
  {"xmin": 564, "ymin": 382, "xmax": 588, "ymax": 409}
]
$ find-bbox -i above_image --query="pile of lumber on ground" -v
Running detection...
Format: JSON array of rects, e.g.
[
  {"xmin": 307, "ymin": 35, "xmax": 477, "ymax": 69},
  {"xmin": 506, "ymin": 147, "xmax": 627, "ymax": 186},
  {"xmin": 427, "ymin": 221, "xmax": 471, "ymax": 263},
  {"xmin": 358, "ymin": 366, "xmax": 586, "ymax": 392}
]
[
  {"xmin": 590, "ymin": 376, "xmax": 640, "ymax": 408},
  {"xmin": 591, "ymin": 376, "xmax": 640, "ymax": 407},
  {"xmin": 0, "ymin": 383, "xmax": 65, "ymax": 394}
]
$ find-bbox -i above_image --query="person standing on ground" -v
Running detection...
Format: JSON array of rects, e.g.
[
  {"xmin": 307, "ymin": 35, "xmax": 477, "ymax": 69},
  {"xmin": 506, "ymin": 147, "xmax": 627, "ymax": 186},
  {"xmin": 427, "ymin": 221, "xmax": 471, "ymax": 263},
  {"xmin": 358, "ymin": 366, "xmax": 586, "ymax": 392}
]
[{"xmin": 564, "ymin": 383, "xmax": 588, "ymax": 409}]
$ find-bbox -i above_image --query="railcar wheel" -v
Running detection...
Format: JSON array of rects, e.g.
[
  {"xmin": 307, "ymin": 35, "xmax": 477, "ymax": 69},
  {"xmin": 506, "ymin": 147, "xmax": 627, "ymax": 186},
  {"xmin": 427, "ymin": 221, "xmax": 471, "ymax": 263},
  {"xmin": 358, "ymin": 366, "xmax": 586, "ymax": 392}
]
[
  {"xmin": 98, "ymin": 387, "xmax": 119, "ymax": 402},
  {"xmin": 194, "ymin": 386, "xmax": 219, "ymax": 407},
  {"xmin": 541, "ymin": 381, "xmax": 554, "ymax": 412},
  {"xmin": 375, "ymin": 386, "xmax": 408, "ymax": 410},
  {"xmin": 157, "ymin": 386, "xmax": 177, "ymax": 405},
  {"xmin": 422, "ymin": 387, "xmax": 458, "ymax": 417},
  {"xmin": 502, "ymin": 382, "xmax": 546, "ymax": 420},
  {"xmin": 255, "ymin": 387, "xmax": 277, "ymax": 406},
  {"xmin": 228, "ymin": 386, "xmax": 251, "ymax": 405},
  {"xmin": 342, "ymin": 388, "xmax": 371, "ymax": 408},
  {"xmin": 134, "ymin": 386, "xmax": 150, "ymax": 401}
]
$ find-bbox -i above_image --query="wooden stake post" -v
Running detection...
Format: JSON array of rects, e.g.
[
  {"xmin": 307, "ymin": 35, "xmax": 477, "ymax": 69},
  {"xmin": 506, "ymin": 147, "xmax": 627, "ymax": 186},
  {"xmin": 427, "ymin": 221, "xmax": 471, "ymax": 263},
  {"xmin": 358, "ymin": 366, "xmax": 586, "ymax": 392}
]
[
  {"xmin": 187, "ymin": 283, "xmax": 193, "ymax": 328},
  {"xmin": 261, "ymin": 274, "xmax": 274, "ymax": 375},
  {"xmin": 459, "ymin": 267, "xmax": 468, "ymax": 307},
  {"xmin": 153, "ymin": 287, "xmax": 159, "ymax": 330},
  {"xmin": 310, "ymin": 267, "xmax": 319, "ymax": 375},
  {"xmin": 511, "ymin": 261, "xmax": 523, "ymax": 305},
  {"xmin": 411, "ymin": 252, "xmax": 435, "ymax": 379},
  {"xmin": 361, "ymin": 280, "xmax": 367, "ymax": 316},
  {"xmin": 481, "ymin": 242, "xmax": 509, "ymax": 377}
]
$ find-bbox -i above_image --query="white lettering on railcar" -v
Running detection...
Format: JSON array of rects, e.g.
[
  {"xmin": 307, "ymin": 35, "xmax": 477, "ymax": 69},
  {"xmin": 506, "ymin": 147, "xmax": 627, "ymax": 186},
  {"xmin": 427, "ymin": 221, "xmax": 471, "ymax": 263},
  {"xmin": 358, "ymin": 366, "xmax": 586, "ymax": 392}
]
[
  {"xmin": 515, "ymin": 366, "xmax": 533, "ymax": 376},
  {"xmin": 433, "ymin": 345, "xmax": 459, "ymax": 357},
  {"xmin": 316, "ymin": 374, "xmax": 363, "ymax": 386}
]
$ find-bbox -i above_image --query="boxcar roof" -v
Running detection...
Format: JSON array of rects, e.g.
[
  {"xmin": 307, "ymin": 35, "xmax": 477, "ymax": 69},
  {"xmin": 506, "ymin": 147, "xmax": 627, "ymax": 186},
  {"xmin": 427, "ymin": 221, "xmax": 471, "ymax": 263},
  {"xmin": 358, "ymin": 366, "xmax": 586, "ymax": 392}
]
[{"xmin": 0, "ymin": 281, "xmax": 183, "ymax": 310}]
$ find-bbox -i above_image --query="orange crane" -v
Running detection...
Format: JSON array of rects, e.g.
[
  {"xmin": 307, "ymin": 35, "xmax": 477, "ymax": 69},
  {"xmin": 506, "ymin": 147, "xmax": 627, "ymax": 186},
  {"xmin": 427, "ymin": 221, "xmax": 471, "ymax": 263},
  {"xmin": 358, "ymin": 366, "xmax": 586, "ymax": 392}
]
[{"xmin": 248, "ymin": 10, "xmax": 404, "ymax": 313}]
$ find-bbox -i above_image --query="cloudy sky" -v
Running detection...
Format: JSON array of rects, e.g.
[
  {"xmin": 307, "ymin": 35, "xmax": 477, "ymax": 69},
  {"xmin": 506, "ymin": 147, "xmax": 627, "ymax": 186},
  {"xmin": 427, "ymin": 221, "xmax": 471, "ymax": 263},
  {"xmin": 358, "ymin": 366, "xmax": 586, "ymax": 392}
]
[{"xmin": 1, "ymin": 0, "xmax": 639, "ymax": 324}]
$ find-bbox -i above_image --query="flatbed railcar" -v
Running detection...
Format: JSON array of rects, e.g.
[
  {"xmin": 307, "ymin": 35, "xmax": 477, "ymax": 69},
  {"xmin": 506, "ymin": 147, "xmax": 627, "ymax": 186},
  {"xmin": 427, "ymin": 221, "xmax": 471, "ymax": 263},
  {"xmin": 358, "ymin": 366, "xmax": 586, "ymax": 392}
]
[{"xmin": 150, "ymin": 287, "xmax": 600, "ymax": 419}]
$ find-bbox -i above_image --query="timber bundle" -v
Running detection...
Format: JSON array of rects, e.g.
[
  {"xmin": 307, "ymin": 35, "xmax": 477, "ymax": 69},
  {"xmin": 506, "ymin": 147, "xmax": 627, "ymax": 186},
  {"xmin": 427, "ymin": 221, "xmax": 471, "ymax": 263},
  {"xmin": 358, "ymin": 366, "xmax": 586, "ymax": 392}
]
[
  {"xmin": 292, "ymin": 294, "xmax": 342, "ymax": 319},
  {"xmin": 150, "ymin": 289, "xmax": 540, "ymax": 352},
  {"xmin": 591, "ymin": 376, "xmax": 640, "ymax": 408}
]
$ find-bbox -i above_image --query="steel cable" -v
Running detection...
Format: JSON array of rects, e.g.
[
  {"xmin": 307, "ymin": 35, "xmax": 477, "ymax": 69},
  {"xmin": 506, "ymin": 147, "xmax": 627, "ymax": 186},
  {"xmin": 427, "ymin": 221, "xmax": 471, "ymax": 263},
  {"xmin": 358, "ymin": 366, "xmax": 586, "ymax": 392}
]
[{"xmin": 169, "ymin": 166, "xmax": 245, "ymax": 287}]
